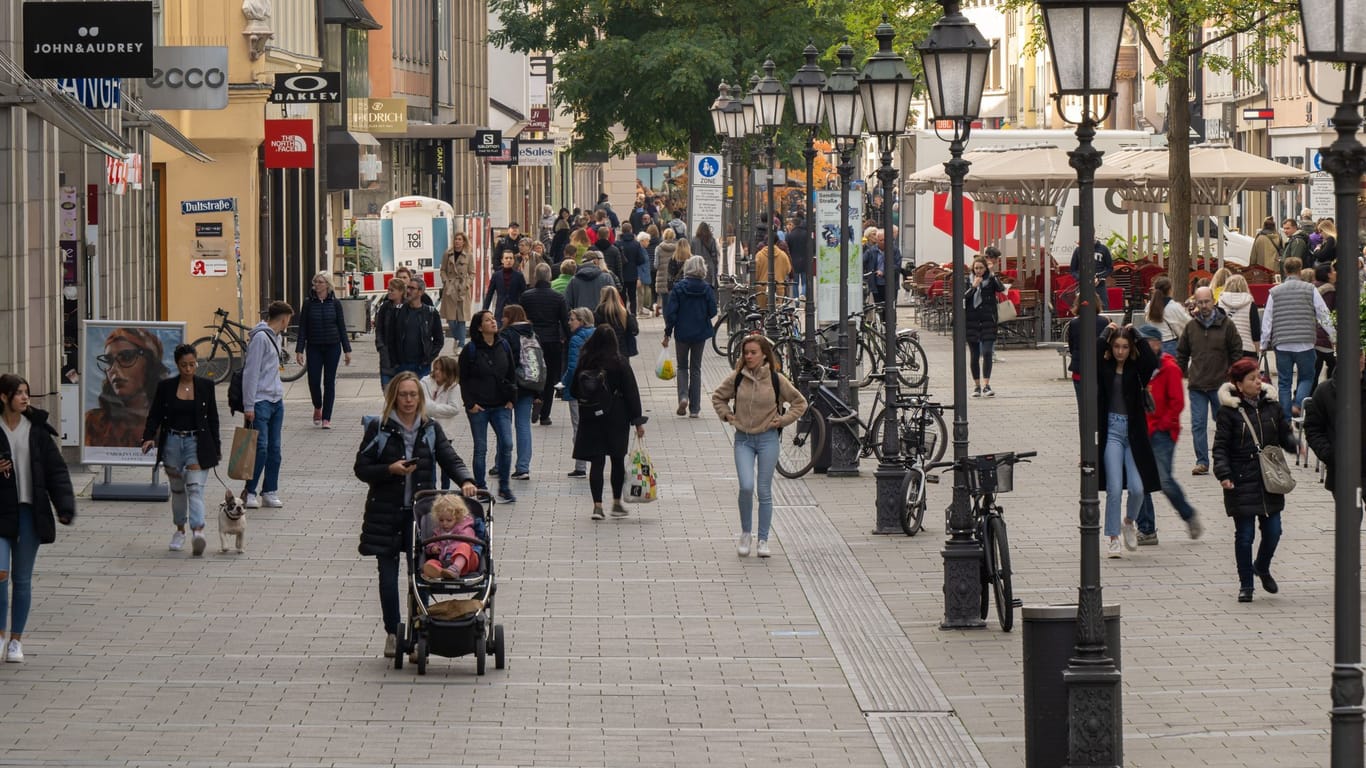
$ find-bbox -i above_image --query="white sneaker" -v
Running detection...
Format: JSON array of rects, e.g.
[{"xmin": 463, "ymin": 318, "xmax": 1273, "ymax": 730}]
[
  {"xmin": 736, "ymin": 533, "xmax": 752, "ymax": 557},
  {"xmin": 262, "ymin": 492, "xmax": 283, "ymax": 508},
  {"xmin": 243, "ymin": 494, "xmax": 261, "ymax": 509},
  {"xmin": 383, "ymin": 634, "xmax": 397, "ymax": 658},
  {"xmin": 169, "ymin": 531, "xmax": 186, "ymax": 551},
  {"xmin": 1106, "ymin": 537, "xmax": 1123, "ymax": 559},
  {"xmin": 756, "ymin": 539, "xmax": 772, "ymax": 558},
  {"xmin": 5, "ymin": 639, "xmax": 22, "ymax": 662},
  {"xmin": 1122, "ymin": 520, "xmax": 1138, "ymax": 551}
]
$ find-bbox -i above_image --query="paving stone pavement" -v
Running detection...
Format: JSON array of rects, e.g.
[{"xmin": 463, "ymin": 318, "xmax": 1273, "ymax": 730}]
[{"xmin": 0, "ymin": 307, "xmax": 1345, "ymax": 767}]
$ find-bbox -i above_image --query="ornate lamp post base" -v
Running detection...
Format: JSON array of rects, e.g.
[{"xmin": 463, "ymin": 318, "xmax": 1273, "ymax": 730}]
[
  {"xmin": 1062, "ymin": 665, "xmax": 1124, "ymax": 767},
  {"xmin": 941, "ymin": 534, "xmax": 986, "ymax": 629},
  {"xmin": 872, "ymin": 462, "xmax": 907, "ymax": 535}
]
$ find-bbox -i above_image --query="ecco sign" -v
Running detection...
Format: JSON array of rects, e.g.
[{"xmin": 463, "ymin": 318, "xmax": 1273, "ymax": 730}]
[
  {"xmin": 23, "ymin": 1, "xmax": 154, "ymax": 78},
  {"xmin": 141, "ymin": 47, "xmax": 229, "ymax": 110},
  {"xmin": 270, "ymin": 72, "xmax": 342, "ymax": 103}
]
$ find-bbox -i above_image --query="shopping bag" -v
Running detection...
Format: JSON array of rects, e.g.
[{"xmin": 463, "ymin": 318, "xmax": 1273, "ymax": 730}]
[
  {"xmin": 996, "ymin": 292, "xmax": 1018, "ymax": 324},
  {"xmin": 625, "ymin": 438, "xmax": 658, "ymax": 503},
  {"xmin": 655, "ymin": 348, "xmax": 676, "ymax": 380},
  {"xmin": 226, "ymin": 426, "xmax": 259, "ymax": 481}
]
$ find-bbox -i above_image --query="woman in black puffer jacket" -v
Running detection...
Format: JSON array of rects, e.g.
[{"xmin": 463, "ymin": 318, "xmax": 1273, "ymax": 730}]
[
  {"xmin": 353, "ymin": 372, "xmax": 476, "ymax": 659},
  {"xmin": 295, "ymin": 273, "xmax": 353, "ymax": 428},
  {"xmin": 1212, "ymin": 357, "xmax": 1297, "ymax": 603},
  {"xmin": 964, "ymin": 256, "xmax": 1006, "ymax": 397}
]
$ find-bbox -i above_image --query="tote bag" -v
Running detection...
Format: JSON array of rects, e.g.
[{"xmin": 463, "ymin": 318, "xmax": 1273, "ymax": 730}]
[{"xmin": 226, "ymin": 426, "xmax": 258, "ymax": 481}]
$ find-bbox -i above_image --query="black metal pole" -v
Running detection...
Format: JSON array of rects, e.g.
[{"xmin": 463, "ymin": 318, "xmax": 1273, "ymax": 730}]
[
  {"xmin": 738, "ymin": 139, "xmax": 751, "ymax": 285},
  {"xmin": 766, "ymin": 136, "xmax": 778, "ymax": 312},
  {"xmin": 829, "ymin": 143, "xmax": 861, "ymax": 477},
  {"xmin": 720, "ymin": 139, "xmax": 729, "ymax": 282},
  {"xmin": 941, "ymin": 125, "xmax": 983, "ymax": 628},
  {"xmin": 1062, "ymin": 116, "xmax": 1122, "ymax": 768},
  {"xmin": 749, "ymin": 143, "xmax": 762, "ymax": 283},
  {"xmin": 1323, "ymin": 68, "xmax": 1365, "ymax": 768},
  {"xmin": 803, "ymin": 127, "xmax": 818, "ymax": 368},
  {"xmin": 873, "ymin": 139, "xmax": 903, "ymax": 534}
]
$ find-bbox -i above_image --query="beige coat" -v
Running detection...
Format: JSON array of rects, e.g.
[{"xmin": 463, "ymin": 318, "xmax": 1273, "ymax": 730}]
[
  {"xmin": 753, "ymin": 246, "xmax": 791, "ymax": 309},
  {"xmin": 711, "ymin": 363, "xmax": 808, "ymax": 435},
  {"xmin": 439, "ymin": 248, "xmax": 475, "ymax": 323}
]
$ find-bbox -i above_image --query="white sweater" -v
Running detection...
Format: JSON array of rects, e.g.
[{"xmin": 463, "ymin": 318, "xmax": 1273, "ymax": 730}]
[{"xmin": 421, "ymin": 376, "xmax": 462, "ymax": 435}]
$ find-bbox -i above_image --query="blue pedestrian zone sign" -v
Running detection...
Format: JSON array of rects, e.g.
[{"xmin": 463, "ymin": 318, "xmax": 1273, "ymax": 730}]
[{"xmin": 697, "ymin": 156, "xmax": 720, "ymax": 179}]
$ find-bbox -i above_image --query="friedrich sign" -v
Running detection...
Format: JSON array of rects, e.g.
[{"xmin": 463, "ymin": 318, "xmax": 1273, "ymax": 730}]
[
  {"xmin": 348, "ymin": 98, "xmax": 408, "ymax": 134},
  {"xmin": 23, "ymin": 1, "xmax": 154, "ymax": 78}
]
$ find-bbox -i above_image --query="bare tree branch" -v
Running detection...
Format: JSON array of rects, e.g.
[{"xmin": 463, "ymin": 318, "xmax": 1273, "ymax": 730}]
[{"xmin": 1126, "ymin": 8, "xmax": 1165, "ymax": 68}]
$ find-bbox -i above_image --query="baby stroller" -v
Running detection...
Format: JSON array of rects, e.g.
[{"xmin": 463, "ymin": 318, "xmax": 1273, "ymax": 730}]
[{"xmin": 394, "ymin": 489, "xmax": 506, "ymax": 676}]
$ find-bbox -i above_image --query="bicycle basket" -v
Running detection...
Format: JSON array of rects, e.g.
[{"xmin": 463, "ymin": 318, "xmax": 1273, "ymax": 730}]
[{"xmin": 966, "ymin": 453, "xmax": 1014, "ymax": 495}]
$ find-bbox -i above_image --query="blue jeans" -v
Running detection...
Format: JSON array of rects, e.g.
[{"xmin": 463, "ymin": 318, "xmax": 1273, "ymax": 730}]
[
  {"xmin": 1103, "ymin": 413, "xmax": 1144, "ymax": 537},
  {"xmin": 0, "ymin": 505, "xmax": 40, "ymax": 636},
  {"xmin": 1135, "ymin": 430, "xmax": 1197, "ymax": 534},
  {"xmin": 1275, "ymin": 348, "xmax": 1317, "ymax": 419},
  {"xmin": 675, "ymin": 340, "xmax": 706, "ymax": 412},
  {"xmin": 395, "ymin": 362, "xmax": 431, "ymax": 379},
  {"xmin": 305, "ymin": 342, "xmax": 343, "ymax": 421},
  {"xmin": 163, "ymin": 432, "xmax": 208, "ymax": 530},
  {"xmin": 375, "ymin": 526, "xmax": 412, "ymax": 636},
  {"xmin": 1187, "ymin": 388, "xmax": 1219, "ymax": 468},
  {"xmin": 1161, "ymin": 339, "xmax": 1178, "ymax": 357},
  {"xmin": 246, "ymin": 399, "xmax": 284, "ymax": 495},
  {"xmin": 1234, "ymin": 512, "xmax": 1282, "ymax": 590},
  {"xmin": 448, "ymin": 320, "xmax": 467, "ymax": 352},
  {"xmin": 467, "ymin": 405, "xmax": 513, "ymax": 492},
  {"xmin": 513, "ymin": 394, "xmax": 535, "ymax": 474},
  {"xmin": 734, "ymin": 429, "xmax": 780, "ymax": 541}
]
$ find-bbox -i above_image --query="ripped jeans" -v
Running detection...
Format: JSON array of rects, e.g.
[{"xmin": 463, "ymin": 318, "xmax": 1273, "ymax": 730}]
[{"xmin": 163, "ymin": 432, "xmax": 208, "ymax": 531}]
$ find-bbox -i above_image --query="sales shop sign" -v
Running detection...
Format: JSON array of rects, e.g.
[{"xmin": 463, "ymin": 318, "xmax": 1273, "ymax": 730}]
[
  {"xmin": 23, "ymin": 1, "xmax": 154, "ymax": 78},
  {"xmin": 264, "ymin": 119, "xmax": 315, "ymax": 169},
  {"xmin": 270, "ymin": 72, "xmax": 342, "ymax": 104}
]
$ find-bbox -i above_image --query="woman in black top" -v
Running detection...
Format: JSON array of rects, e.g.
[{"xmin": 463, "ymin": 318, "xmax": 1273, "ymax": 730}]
[
  {"xmin": 295, "ymin": 272, "xmax": 353, "ymax": 428},
  {"xmin": 571, "ymin": 326, "xmax": 647, "ymax": 520},
  {"xmin": 964, "ymin": 256, "xmax": 1006, "ymax": 397},
  {"xmin": 594, "ymin": 285, "xmax": 639, "ymax": 358},
  {"xmin": 141, "ymin": 344, "xmax": 221, "ymax": 556},
  {"xmin": 458, "ymin": 310, "xmax": 518, "ymax": 504}
]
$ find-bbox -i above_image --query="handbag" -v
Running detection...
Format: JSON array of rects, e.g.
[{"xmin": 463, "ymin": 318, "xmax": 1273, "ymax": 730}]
[
  {"xmin": 1237, "ymin": 408, "xmax": 1296, "ymax": 495},
  {"xmin": 226, "ymin": 426, "xmax": 259, "ymax": 481},
  {"xmin": 996, "ymin": 292, "xmax": 1018, "ymax": 324}
]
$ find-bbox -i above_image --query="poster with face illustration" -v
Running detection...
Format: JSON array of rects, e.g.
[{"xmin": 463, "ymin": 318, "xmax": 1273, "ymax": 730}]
[{"xmin": 80, "ymin": 321, "xmax": 185, "ymax": 466}]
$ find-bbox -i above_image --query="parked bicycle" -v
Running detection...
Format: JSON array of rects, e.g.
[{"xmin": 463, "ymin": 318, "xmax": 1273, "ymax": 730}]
[
  {"xmin": 193, "ymin": 307, "xmax": 305, "ymax": 385},
  {"xmin": 920, "ymin": 451, "xmax": 1035, "ymax": 631}
]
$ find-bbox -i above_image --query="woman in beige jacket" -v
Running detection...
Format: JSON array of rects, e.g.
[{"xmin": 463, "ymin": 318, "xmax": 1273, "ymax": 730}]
[
  {"xmin": 439, "ymin": 231, "xmax": 476, "ymax": 350},
  {"xmin": 712, "ymin": 335, "xmax": 807, "ymax": 558}
]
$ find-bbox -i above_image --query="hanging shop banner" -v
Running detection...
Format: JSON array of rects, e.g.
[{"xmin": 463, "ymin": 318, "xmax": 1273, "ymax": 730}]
[
  {"xmin": 516, "ymin": 141, "xmax": 555, "ymax": 167},
  {"xmin": 80, "ymin": 320, "xmax": 185, "ymax": 466},
  {"xmin": 55, "ymin": 78, "xmax": 122, "ymax": 109},
  {"xmin": 471, "ymin": 130, "xmax": 503, "ymax": 157},
  {"xmin": 528, "ymin": 107, "xmax": 550, "ymax": 132},
  {"xmin": 140, "ymin": 46, "xmax": 228, "ymax": 110},
  {"xmin": 106, "ymin": 155, "xmax": 128, "ymax": 196},
  {"xmin": 815, "ymin": 189, "xmax": 863, "ymax": 325},
  {"xmin": 348, "ymin": 97, "xmax": 408, "ymax": 134},
  {"xmin": 687, "ymin": 153, "xmax": 724, "ymax": 246},
  {"xmin": 270, "ymin": 72, "xmax": 342, "ymax": 103},
  {"xmin": 23, "ymin": 1, "xmax": 154, "ymax": 78},
  {"xmin": 264, "ymin": 119, "xmax": 316, "ymax": 169},
  {"xmin": 528, "ymin": 56, "xmax": 553, "ymax": 105}
]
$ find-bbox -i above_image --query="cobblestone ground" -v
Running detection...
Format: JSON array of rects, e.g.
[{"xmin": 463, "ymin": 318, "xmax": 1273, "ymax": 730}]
[{"xmin": 0, "ymin": 305, "xmax": 1343, "ymax": 767}]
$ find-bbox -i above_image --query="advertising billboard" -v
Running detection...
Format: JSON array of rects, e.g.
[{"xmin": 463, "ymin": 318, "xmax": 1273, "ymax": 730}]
[{"xmin": 80, "ymin": 320, "xmax": 185, "ymax": 466}]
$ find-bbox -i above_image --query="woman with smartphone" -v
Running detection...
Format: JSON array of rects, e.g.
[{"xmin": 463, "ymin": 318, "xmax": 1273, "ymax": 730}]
[
  {"xmin": 0, "ymin": 373, "xmax": 76, "ymax": 662},
  {"xmin": 353, "ymin": 372, "xmax": 477, "ymax": 660}
]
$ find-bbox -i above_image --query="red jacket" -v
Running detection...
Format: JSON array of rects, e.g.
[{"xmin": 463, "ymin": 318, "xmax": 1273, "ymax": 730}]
[{"xmin": 1146, "ymin": 352, "xmax": 1184, "ymax": 440}]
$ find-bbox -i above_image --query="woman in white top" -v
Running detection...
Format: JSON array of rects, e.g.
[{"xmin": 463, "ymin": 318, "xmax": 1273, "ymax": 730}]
[
  {"xmin": 1144, "ymin": 276, "xmax": 1191, "ymax": 357},
  {"xmin": 1216, "ymin": 274, "xmax": 1261, "ymax": 360},
  {"xmin": 420, "ymin": 355, "xmax": 462, "ymax": 489}
]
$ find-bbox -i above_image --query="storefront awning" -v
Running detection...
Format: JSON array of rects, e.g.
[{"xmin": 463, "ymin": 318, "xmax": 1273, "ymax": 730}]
[
  {"xmin": 326, "ymin": 125, "xmax": 381, "ymax": 190},
  {"xmin": 0, "ymin": 51, "xmax": 129, "ymax": 159},
  {"xmin": 390, "ymin": 122, "xmax": 476, "ymax": 140},
  {"xmin": 323, "ymin": 0, "xmax": 382, "ymax": 30},
  {"xmin": 122, "ymin": 96, "xmax": 214, "ymax": 163}
]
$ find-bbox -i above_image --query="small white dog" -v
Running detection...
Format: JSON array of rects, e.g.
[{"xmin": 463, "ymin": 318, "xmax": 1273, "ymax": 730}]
[{"xmin": 218, "ymin": 489, "xmax": 246, "ymax": 553}]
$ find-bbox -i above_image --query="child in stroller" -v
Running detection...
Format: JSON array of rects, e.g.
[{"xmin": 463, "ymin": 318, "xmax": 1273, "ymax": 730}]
[{"xmin": 422, "ymin": 495, "xmax": 482, "ymax": 580}]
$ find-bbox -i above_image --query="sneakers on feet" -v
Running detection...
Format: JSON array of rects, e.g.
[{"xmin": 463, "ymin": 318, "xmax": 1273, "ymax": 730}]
[
  {"xmin": 1192, "ymin": 464, "xmax": 1210, "ymax": 476},
  {"xmin": 1106, "ymin": 537, "xmax": 1123, "ymax": 558},
  {"xmin": 983, "ymin": 385, "xmax": 995, "ymax": 397},
  {"xmin": 756, "ymin": 539, "xmax": 772, "ymax": 558},
  {"xmin": 610, "ymin": 501, "xmax": 628, "ymax": 518},
  {"xmin": 4, "ymin": 639, "xmax": 21, "ymax": 662},
  {"xmin": 591, "ymin": 505, "xmax": 605, "ymax": 521},
  {"xmin": 677, "ymin": 399, "xmax": 688, "ymax": 416},
  {"xmin": 972, "ymin": 386, "xmax": 982, "ymax": 398},
  {"xmin": 169, "ymin": 531, "xmax": 186, "ymax": 551},
  {"xmin": 1122, "ymin": 520, "xmax": 1138, "ymax": 551},
  {"xmin": 1187, "ymin": 514, "xmax": 1204, "ymax": 539},
  {"xmin": 313, "ymin": 408, "xmax": 322, "ymax": 426},
  {"xmin": 511, "ymin": 471, "xmax": 531, "ymax": 480},
  {"xmin": 321, "ymin": 420, "xmax": 331, "ymax": 429},
  {"xmin": 1136, "ymin": 531, "xmax": 1159, "ymax": 546},
  {"xmin": 383, "ymin": 634, "xmax": 397, "ymax": 658},
  {"xmin": 262, "ymin": 492, "xmax": 283, "ymax": 508},
  {"xmin": 191, "ymin": 532, "xmax": 206, "ymax": 557},
  {"xmin": 688, "ymin": 412, "xmax": 700, "ymax": 419},
  {"xmin": 498, "ymin": 490, "xmax": 517, "ymax": 504},
  {"xmin": 736, "ymin": 533, "xmax": 752, "ymax": 557},
  {"xmin": 243, "ymin": 493, "xmax": 261, "ymax": 509},
  {"xmin": 567, "ymin": 469, "xmax": 587, "ymax": 478}
]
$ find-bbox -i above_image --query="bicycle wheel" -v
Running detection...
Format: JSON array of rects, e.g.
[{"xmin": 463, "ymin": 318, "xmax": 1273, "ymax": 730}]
[
  {"xmin": 865, "ymin": 408, "xmax": 892, "ymax": 463},
  {"xmin": 279, "ymin": 328, "xmax": 306, "ymax": 382},
  {"xmin": 773, "ymin": 338, "xmax": 802, "ymax": 377},
  {"xmin": 776, "ymin": 409, "xmax": 825, "ymax": 479},
  {"xmin": 855, "ymin": 338, "xmax": 881, "ymax": 389},
  {"xmin": 905, "ymin": 405, "xmax": 949, "ymax": 464},
  {"xmin": 711, "ymin": 315, "xmax": 728, "ymax": 355},
  {"xmin": 895, "ymin": 336, "xmax": 929, "ymax": 390},
  {"xmin": 727, "ymin": 329, "xmax": 751, "ymax": 367},
  {"xmin": 979, "ymin": 514, "xmax": 992, "ymax": 620},
  {"xmin": 898, "ymin": 468, "xmax": 927, "ymax": 536},
  {"xmin": 988, "ymin": 515, "xmax": 1014, "ymax": 631},
  {"xmin": 191, "ymin": 336, "xmax": 235, "ymax": 385}
]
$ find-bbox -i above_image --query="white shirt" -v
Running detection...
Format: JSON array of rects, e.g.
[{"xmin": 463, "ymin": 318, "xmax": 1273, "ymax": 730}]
[{"xmin": 2, "ymin": 415, "xmax": 33, "ymax": 505}]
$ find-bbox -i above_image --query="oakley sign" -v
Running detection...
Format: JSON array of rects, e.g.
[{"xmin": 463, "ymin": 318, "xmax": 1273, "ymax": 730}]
[
  {"xmin": 140, "ymin": 46, "xmax": 229, "ymax": 110},
  {"xmin": 270, "ymin": 72, "xmax": 342, "ymax": 103},
  {"xmin": 22, "ymin": 1, "xmax": 154, "ymax": 78}
]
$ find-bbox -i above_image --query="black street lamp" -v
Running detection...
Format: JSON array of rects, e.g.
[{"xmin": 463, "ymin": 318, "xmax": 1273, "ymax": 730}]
[
  {"xmin": 1038, "ymin": 0, "xmax": 1130, "ymax": 763},
  {"xmin": 710, "ymin": 81, "xmax": 733, "ymax": 279},
  {"xmin": 822, "ymin": 41, "xmax": 866, "ymax": 477},
  {"xmin": 859, "ymin": 17, "xmax": 916, "ymax": 534},
  {"xmin": 1295, "ymin": 2, "xmax": 1366, "ymax": 763},
  {"xmin": 918, "ymin": 0, "xmax": 992, "ymax": 629},
  {"xmin": 789, "ymin": 43, "xmax": 826, "ymax": 378},
  {"xmin": 726, "ymin": 86, "xmax": 753, "ymax": 283},
  {"xmin": 742, "ymin": 74, "xmax": 761, "ymax": 271},
  {"xmin": 753, "ymin": 58, "xmax": 788, "ymax": 314}
]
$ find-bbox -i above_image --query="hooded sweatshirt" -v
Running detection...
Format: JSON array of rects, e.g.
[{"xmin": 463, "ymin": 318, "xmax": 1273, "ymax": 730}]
[
  {"xmin": 1217, "ymin": 290, "xmax": 1261, "ymax": 354},
  {"xmin": 242, "ymin": 322, "xmax": 284, "ymax": 407},
  {"xmin": 564, "ymin": 262, "xmax": 617, "ymax": 311}
]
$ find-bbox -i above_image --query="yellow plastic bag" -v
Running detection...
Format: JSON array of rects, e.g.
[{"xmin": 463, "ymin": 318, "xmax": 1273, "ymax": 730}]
[{"xmin": 655, "ymin": 349, "xmax": 676, "ymax": 380}]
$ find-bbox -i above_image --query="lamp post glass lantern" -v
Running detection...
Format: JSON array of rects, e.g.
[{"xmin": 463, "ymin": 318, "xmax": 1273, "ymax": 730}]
[
  {"xmin": 789, "ymin": 43, "xmax": 826, "ymax": 382},
  {"xmin": 821, "ymin": 41, "xmax": 864, "ymax": 477},
  {"xmin": 918, "ymin": 0, "xmax": 991, "ymax": 630},
  {"xmin": 711, "ymin": 82, "xmax": 732, "ymax": 281},
  {"xmin": 1039, "ymin": 0, "xmax": 1129, "ymax": 764},
  {"xmin": 859, "ymin": 18, "xmax": 916, "ymax": 535},
  {"xmin": 1295, "ymin": 3, "xmax": 1366, "ymax": 763}
]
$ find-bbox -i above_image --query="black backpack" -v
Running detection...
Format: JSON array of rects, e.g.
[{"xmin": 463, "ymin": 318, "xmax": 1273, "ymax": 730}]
[
  {"xmin": 576, "ymin": 367, "xmax": 613, "ymax": 418},
  {"xmin": 733, "ymin": 369, "xmax": 783, "ymax": 414},
  {"xmin": 228, "ymin": 330, "xmax": 280, "ymax": 415}
]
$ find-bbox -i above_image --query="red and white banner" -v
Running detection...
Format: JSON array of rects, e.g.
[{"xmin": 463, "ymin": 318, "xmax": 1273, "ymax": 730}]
[
  {"xmin": 264, "ymin": 119, "xmax": 315, "ymax": 169},
  {"xmin": 106, "ymin": 154, "xmax": 127, "ymax": 195}
]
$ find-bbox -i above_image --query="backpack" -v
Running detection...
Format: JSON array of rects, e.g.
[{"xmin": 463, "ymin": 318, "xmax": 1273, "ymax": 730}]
[
  {"xmin": 576, "ymin": 368, "xmax": 613, "ymax": 417},
  {"xmin": 360, "ymin": 415, "xmax": 437, "ymax": 459},
  {"xmin": 228, "ymin": 330, "xmax": 280, "ymax": 415},
  {"xmin": 733, "ymin": 368, "xmax": 784, "ymax": 415},
  {"xmin": 513, "ymin": 333, "xmax": 547, "ymax": 390}
]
